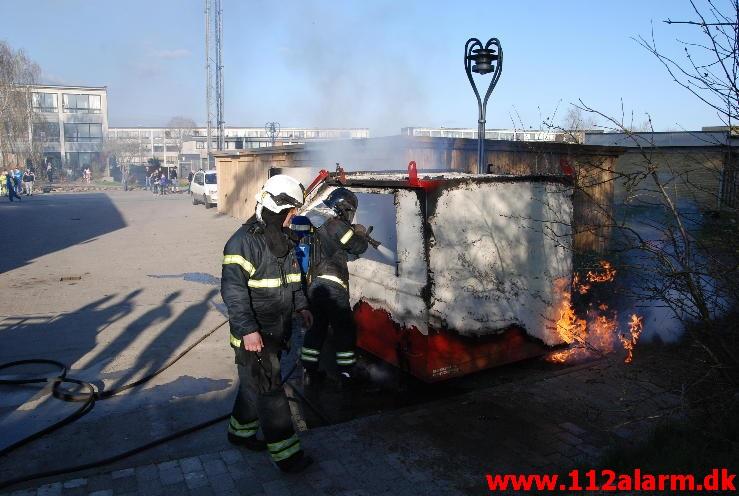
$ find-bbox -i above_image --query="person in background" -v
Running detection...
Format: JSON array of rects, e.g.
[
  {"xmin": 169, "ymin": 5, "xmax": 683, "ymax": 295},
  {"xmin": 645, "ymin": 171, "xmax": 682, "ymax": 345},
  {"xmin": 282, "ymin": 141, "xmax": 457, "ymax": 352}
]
[
  {"xmin": 159, "ymin": 171, "xmax": 168, "ymax": 195},
  {"xmin": 46, "ymin": 160, "xmax": 53, "ymax": 183},
  {"xmin": 187, "ymin": 170, "xmax": 194, "ymax": 194},
  {"xmin": 6, "ymin": 170, "xmax": 21, "ymax": 202},
  {"xmin": 145, "ymin": 168, "xmax": 151, "ymax": 191},
  {"xmin": 22, "ymin": 169, "xmax": 32, "ymax": 195},
  {"xmin": 170, "ymin": 168, "xmax": 178, "ymax": 193},
  {"xmin": 13, "ymin": 168, "xmax": 22, "ymax": 194},
  {"xmin": 0, "ymin": 170, "xmax": 7, "ymax": 196}
]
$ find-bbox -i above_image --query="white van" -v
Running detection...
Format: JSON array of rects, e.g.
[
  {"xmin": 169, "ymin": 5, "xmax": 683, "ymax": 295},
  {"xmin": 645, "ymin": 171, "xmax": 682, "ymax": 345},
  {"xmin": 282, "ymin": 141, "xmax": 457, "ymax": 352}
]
[{"xmin": 190, "ymin": 170, "xmax": 218, "ymax": 208}]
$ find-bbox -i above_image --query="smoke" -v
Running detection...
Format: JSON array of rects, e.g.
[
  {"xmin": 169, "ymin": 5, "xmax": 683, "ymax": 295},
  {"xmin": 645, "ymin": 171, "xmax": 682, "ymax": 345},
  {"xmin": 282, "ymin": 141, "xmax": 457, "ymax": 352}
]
[{"xmin": 279, "ymin": 2, "xmax": 430, "ymax": 137}]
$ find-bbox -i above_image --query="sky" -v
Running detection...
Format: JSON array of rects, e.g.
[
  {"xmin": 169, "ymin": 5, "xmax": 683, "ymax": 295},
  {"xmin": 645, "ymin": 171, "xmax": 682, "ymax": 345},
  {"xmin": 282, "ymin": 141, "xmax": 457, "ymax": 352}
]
[{"xmin": 1, "ymin": 0, "xmax": 731, "ymax": 135}]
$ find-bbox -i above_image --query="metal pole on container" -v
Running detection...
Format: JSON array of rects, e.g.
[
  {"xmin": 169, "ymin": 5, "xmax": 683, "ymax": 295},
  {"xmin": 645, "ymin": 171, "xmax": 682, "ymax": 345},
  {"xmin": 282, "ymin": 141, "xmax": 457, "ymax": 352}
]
[{"xmin": 464, "ymin": 37, "xmax": 503, "ymax": 174}]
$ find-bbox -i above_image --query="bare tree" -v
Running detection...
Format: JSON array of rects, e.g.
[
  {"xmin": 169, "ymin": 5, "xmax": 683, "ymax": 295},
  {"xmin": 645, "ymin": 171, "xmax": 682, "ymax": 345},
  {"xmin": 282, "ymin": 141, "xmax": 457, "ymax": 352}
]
[
  {"xmin": 166, "ymin": 116, "xmax": 196, "ymax": 172},
  {"xmin": 103, "ymin": 136, "xmax": 143, "ymax": 185},
  {"xmin": 0, "ymin": 41, "xmax": 40, "ymax": 169},
  {"xmin": 567, "ymin": 0, "xmax": 738, "ymax": 373}
]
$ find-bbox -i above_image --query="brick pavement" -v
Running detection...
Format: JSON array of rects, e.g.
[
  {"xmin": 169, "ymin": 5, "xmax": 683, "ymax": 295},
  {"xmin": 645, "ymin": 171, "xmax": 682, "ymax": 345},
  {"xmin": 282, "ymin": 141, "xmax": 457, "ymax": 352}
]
[{"xmin": 1, "ymin": 354, "xmax": 683, "ymax": 496}]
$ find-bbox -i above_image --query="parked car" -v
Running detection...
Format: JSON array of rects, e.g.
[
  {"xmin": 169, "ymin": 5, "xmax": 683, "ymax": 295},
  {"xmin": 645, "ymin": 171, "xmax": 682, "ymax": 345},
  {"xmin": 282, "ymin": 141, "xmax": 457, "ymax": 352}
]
[{"xmin": 190, "ymin": 170, "xmax": 218, "ymax": 208}]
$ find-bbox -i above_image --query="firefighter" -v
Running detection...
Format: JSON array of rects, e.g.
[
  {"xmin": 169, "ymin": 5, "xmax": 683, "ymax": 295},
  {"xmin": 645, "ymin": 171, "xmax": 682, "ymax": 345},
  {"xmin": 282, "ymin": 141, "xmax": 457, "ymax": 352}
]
[
  {"xmin": 220, "ymin": 174, "xmax": 314, "ymax": 473},
  {"xmin": 301, "ymin": 187, "xmax": 369, "ymax": 388}
]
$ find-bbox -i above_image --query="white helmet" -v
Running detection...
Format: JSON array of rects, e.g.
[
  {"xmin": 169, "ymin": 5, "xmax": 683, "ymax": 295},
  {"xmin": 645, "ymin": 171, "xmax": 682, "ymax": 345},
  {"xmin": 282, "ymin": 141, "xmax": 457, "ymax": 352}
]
[{"xmin": 255, "ymin": 174, "xmax": 305, "ymax": 219}]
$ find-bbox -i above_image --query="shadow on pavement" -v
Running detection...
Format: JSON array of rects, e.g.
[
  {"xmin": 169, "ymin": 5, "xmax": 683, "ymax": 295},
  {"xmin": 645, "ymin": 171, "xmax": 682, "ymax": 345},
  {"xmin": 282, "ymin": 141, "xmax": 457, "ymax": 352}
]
[
  {"xmin": 0, "ymin": 287, "xmax": 231, "ymax": 483},
  {"xmin": 0, "ymin": 193, "xmax": 127, "ymax": 274}
]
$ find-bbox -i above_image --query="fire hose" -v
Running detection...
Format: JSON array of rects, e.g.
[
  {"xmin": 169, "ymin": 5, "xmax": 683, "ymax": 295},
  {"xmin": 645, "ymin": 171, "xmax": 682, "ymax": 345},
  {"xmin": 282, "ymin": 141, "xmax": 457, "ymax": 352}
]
[{"xmin": 0, "ymin": 319, "xmax": 330, "ymax": 491}]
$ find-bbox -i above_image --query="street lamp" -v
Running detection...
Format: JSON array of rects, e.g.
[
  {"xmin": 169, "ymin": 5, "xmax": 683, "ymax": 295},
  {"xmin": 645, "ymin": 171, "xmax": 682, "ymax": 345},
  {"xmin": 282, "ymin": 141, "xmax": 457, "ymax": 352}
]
[{"xmin": 464, "ymin": 37, "xmax": 503, "ymax": 174}]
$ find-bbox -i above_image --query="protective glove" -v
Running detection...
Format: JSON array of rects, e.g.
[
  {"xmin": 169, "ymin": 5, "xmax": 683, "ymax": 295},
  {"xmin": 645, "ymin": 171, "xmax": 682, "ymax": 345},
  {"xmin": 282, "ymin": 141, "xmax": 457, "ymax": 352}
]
[{"xmin": 352, "ymin": 224, "xmax": 368, "ymax": 237}]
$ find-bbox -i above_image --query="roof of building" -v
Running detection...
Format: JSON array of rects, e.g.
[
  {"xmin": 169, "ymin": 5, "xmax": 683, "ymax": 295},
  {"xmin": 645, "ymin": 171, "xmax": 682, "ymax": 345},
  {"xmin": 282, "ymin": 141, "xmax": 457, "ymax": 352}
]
[
  {"xmin": 584, "ymin": 131, "xmax": 737, "ymax": 148},
  {"xmin": 32, "ymin": 83, "xmax": 107, "ymax": 91}
]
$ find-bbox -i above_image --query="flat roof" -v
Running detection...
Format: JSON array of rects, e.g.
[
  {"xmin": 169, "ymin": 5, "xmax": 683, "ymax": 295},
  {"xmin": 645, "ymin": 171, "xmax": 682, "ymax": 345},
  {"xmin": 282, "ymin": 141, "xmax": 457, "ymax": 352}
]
[{"xmin": 32, "ymin": 83, "xmax": 107, "ymax": 91}]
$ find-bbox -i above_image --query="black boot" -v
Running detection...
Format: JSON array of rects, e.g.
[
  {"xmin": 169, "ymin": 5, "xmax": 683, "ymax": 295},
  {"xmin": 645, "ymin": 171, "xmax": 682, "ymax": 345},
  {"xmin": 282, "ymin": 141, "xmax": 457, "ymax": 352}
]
[
  {"xmin": 276, "ymin": 450, "xmax": 314, "ymax": 474},
  {"xmin": 227, "ymin": 432, "xmax": 267, "ymax": 451}
]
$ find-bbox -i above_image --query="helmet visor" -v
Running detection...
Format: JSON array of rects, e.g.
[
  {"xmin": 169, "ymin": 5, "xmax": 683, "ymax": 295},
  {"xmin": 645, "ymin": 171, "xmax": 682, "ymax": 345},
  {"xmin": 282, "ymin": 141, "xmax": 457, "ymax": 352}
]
[{"xmin": 269, "ymin": 191, "xmax": 304, "ymax": 208}]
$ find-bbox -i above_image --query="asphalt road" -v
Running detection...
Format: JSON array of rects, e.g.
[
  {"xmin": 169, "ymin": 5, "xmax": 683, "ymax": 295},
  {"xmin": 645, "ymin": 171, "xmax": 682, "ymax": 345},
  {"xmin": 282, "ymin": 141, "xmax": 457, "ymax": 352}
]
[{"xmin": 0, "ymin": 190, "xmax": 243, "ymax": 481}]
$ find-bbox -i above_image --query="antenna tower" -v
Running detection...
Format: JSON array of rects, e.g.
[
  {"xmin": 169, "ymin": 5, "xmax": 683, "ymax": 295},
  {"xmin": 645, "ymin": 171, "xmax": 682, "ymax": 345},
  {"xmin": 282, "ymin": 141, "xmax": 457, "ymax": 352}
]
[{"xmin": 204, "ymin": 0, "xmax": 224, "ymax": 168}]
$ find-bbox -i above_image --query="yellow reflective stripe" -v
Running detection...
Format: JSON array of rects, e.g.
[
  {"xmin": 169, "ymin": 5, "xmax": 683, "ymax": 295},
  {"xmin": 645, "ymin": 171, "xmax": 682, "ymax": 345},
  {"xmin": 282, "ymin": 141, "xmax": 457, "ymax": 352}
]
[
  {"xmin": 229, "ymin": 417, "xmax": 259, "ymax": 431},
  {"xmin": 300, "ymin": 354, "xmax": 319, "ymax": 362},
  {"xmin": 317, "ymin": 275, "xmax": 347, "ymax": 290},
  {"xmin": 223, "ymin": 254, "xmax": 256, "ymax": 276},
  {"xmin": 246, "ymin": 274, "xmax": 296, "ymax": 288},
  {"xmin": 339, "ymin": 229, "xmax": 354, "ymax": 244},
  {"xmin": 268, "ymin": 434, "xmax": 301, "ymax": 462},
  {"xmin": 248, "ymin": 273, "xmax": 302, "ymax": 288},
  {"xmin": 337, "ymin": 358, "xmax": 356, "ymax": 365},
  {"xmin": 230, "ymin": 335, "xmax": 242, "ymax": 348},
  {"xmin": 301, "ymin": 347, "xmax": 320, "ymax": 355},
  {"xmin": 336, "ymin": 351, "xmax": 354, "ymax": 357}
]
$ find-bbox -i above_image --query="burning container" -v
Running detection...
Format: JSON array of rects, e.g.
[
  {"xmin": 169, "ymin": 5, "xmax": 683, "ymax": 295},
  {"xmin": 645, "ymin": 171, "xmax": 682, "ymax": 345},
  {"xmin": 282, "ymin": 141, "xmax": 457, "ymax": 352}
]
[{"xmin": 303, "ymin": 165, "xmax": 574, "ymax": 382}]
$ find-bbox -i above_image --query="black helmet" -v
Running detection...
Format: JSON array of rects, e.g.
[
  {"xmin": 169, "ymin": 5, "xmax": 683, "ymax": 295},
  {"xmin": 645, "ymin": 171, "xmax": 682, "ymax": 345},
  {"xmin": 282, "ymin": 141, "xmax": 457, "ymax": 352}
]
[{"xmin": 323, "ymin": 187, "xmax": 358, "ymax": 222}]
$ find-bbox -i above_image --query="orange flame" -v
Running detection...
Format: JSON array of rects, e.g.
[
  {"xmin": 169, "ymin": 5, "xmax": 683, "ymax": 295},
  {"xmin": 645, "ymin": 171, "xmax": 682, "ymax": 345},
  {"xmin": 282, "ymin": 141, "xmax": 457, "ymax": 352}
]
[
  {"xmin": 586, "ymin": 261, "xmax": 616, "ymax": 283},
  {"xmin": 618, "ymin": 314, "xmax": 644, "ymax": 364},
  {"xmin": 548, "ymin": 260, "xmax": 644, "ymax": 365}
]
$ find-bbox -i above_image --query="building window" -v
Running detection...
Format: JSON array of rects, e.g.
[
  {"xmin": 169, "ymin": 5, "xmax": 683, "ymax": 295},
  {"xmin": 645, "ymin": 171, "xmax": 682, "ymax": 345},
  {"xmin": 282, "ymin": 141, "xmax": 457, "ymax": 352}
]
[
  {"xmin": 62, "ymin": 93, "xmax": 102, "ymax": 113},
  {"xmin": 64, "ymin": 123, "xmax": 103, "ymax": 142},
  {"xmin": 33, "ymin": 122, "xmax": 60, "ymax": 142},
  {"xmin": 65, "ymin": 152, "xmax": 99, "ymax": 173},
  {"xmin": 32, "ymin": 92, "xmax": 58, "ymax": 112},
  {"xmin": 196, "ymin": 141, "xmax": 205, "ymax": 149}
]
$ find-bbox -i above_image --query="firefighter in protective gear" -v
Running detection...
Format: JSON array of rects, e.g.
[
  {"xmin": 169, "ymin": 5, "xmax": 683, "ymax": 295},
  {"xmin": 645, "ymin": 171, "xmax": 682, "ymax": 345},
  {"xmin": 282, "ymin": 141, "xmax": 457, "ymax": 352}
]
[
  {"xmin": 220, "ymin": 174, "xmax": 314, "ymax": 473},
  {"xmin": 301, "ymin": 187, "xmax": 369, "ymax": 387}
]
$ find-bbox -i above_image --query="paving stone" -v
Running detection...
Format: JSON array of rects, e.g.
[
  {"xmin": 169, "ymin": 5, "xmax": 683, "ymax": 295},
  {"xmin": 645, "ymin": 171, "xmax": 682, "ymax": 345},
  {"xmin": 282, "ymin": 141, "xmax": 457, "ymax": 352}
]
[
  {"xmin": 198, "ymin": 453, "xmax": 223, "ymax": 464},
  {"xmin": 111, "ymin": 476, "xmax": 136, "ymax": 494},
  {"xmin": 62, "ymin": 479, "xmax": 87, "ymax": 489},
  {"xmin": 136, "ymin": 480, "xmax": 163, "ymax": 496},
  {"xmin": 209, "ymin": 476, "xmax": 236, "ymax": 493},
  {"xmin": 159, "ymin": 468, "xmax": 184, "ymax": 486},
  {"xmin": 35, "ymin": 483, "xmax": 62, "ymax": 496},
  {"xmin": 227, "ymin": 464, "xmax": 256, "ymax": 482},
  {"xmin": 9, "ymin": 490, "xmax": 36, "ymax": 496},
  {"xmin": 220, "ymin": 449, "xmax": 244, "ymax": 465},
  {"xmin": 156, "ymin": 460, "xmax": 179, "ymax": 472},
  {"xmin": 184, "ymin": 471, "xmax": 209, "ymax": 490},
  {"xmin": 555, "ymin": 431, "xmax": 583, "ymax": 446},
  {"xmin": 85, "ymin": 475, "xmax": 112, "ymax": 493},
  {"xmin": 203, "ymin": 459, "xmax": 228, "ymax": 477},
  {"xmin": 558, "ymin": 421, "xmax": 588, "ymax": 436},
  {"xmin": 110, "ymin": 469, "xmax": 134, "ymax": 480},
  {"xmin": 187, "ymin": 486, "xmax": 214, "ymax": 496},
  {"xmin": 135, "ymin": 465, "xmax": 159, "ymax": 482},
  {"xmin": 317, "ymin": 459, "xmax": 346, "ymax": 476},
  {"xmin": 179, "ymin": 456, "xmax": 204, "ymax": 474},
  {"xmin": 159, "ymin": 482, "xmax": 187, "ymax": 495},
  {"xmin": 577, "ymin": 444, "xmax": 603, "ymax": 459},
  {"xmin": 235, "ymin": 480, "xmax": 266, "ymax": 496},
  {"xmin": 261, "ymin": 480, "xmax": 291, "ymax": 496}
]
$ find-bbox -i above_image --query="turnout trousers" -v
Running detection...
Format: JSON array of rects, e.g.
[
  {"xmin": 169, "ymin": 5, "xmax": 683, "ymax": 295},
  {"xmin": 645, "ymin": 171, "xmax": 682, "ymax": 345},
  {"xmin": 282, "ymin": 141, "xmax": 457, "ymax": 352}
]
[
  {"xmin": 229, "ymin": 341, "xmax": 301, "ymax": 463},
  {"xmin": 301, "ymin": 278, "xmax": 357, "ymax": 373}
]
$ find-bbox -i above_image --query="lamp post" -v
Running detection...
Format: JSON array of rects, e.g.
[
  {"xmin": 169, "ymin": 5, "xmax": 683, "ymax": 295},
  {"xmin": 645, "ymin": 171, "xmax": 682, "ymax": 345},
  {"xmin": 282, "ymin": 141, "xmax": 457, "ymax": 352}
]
[{"xmin": 464, "ymin": 37, "xmax": 503, "ymax": 174}]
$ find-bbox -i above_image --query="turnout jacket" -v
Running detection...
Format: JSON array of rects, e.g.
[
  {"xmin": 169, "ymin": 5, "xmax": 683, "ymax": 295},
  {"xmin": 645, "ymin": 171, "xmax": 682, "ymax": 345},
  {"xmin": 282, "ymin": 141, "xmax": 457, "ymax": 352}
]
[
  {"xmin": 311, "ymin": 217, "xmax": 369, "ymax": 289},
  {"xmin": 221, "ymin": 216, "xmax": 309, "ymax": 350}
]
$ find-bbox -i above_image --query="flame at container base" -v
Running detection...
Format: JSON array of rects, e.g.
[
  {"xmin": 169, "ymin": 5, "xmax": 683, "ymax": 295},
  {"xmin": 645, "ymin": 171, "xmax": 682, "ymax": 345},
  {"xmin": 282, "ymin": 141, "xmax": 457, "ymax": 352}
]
[{"xmin": 547, "ymin": 260, "xmax": 645, "ymax": 365}]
